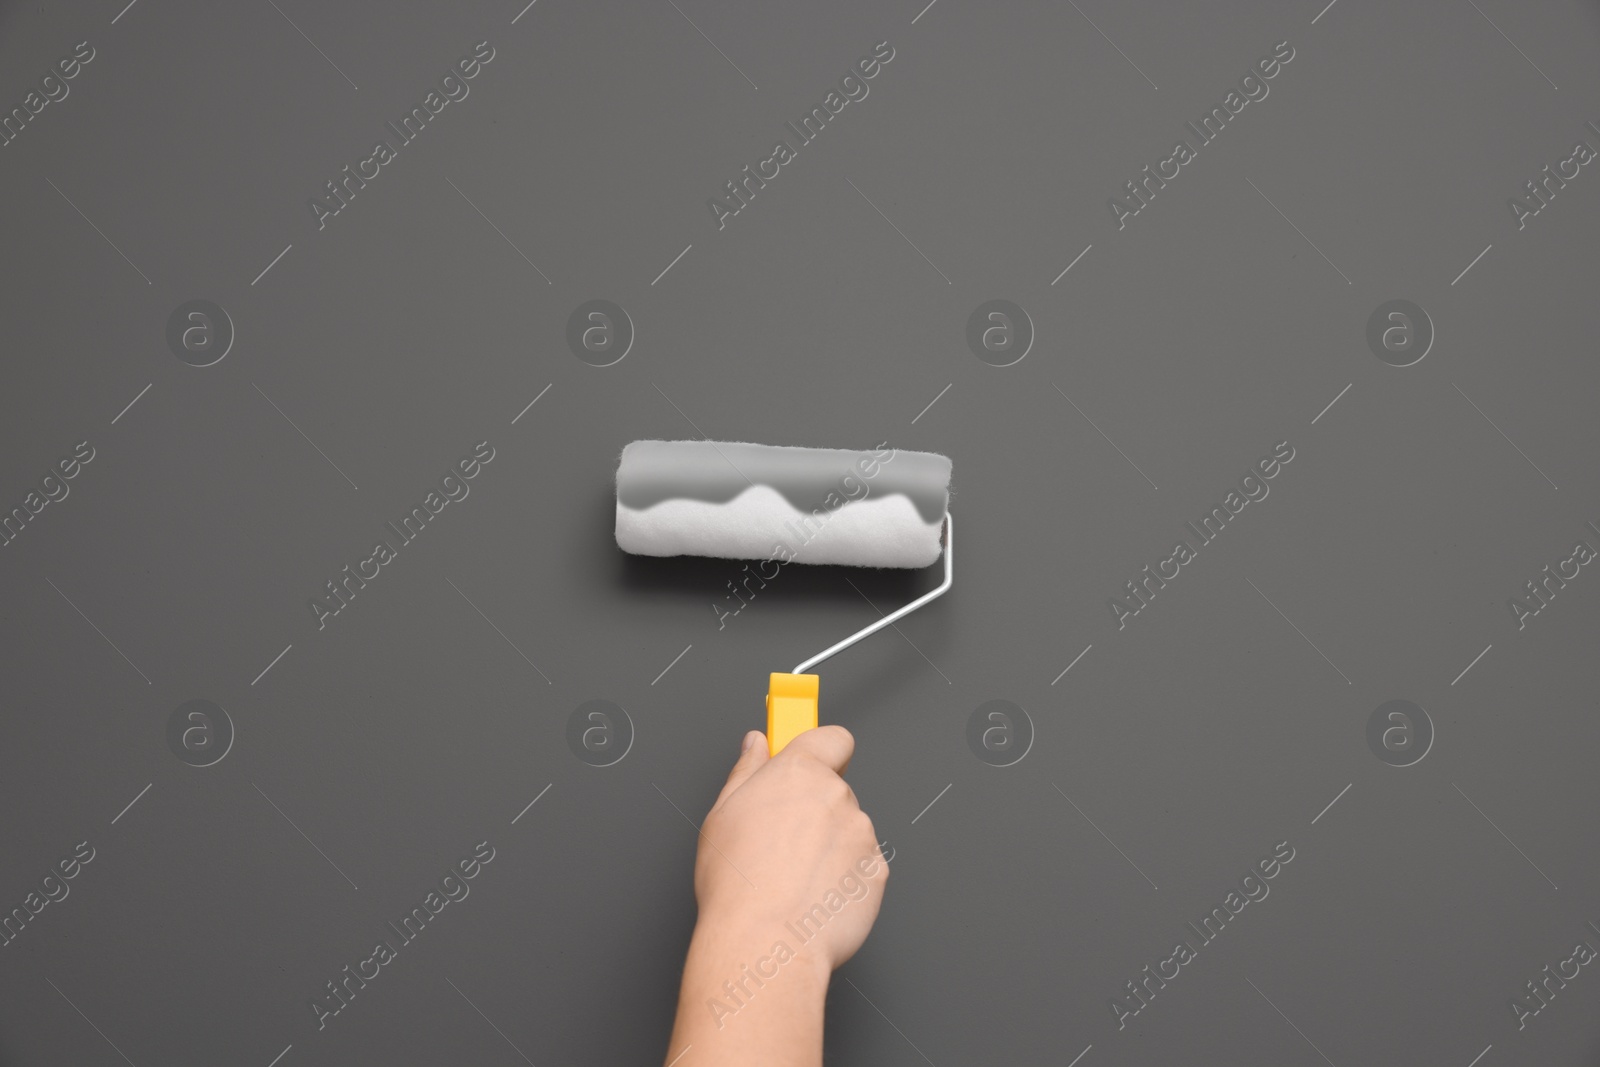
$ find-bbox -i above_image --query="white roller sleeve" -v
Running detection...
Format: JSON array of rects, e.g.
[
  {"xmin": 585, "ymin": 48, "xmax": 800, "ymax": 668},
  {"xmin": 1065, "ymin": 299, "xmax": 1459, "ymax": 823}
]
[{"xmin": 614, "ymin": 440, "xmax": 951, "ymax": 569}]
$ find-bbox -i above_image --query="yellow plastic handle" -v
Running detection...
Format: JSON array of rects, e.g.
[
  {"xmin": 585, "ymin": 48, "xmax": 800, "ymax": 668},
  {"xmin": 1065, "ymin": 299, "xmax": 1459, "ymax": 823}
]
[{"xmin": 766, "ymin": 672, "xmax": 819, "ymax": 756}]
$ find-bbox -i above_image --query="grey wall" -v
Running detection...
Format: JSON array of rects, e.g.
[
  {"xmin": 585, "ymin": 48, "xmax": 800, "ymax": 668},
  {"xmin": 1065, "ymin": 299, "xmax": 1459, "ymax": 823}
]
[{"xmin": 2, "ymin": 0, "xmax": 1598, "ymax": 1064}]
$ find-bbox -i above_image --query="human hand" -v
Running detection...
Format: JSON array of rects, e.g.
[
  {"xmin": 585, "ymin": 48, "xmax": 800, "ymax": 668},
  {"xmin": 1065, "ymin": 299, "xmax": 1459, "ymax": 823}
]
[{"xmin": 693, "ymin": 726, "xmax": 888, "ymax": 977}]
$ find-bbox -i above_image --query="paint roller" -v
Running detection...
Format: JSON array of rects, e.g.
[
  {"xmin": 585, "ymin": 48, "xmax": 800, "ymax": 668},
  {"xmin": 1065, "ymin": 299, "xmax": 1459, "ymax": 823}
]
[{"xmin": 615, "ymin": 439, "xmax": 952, "ymax": 755}]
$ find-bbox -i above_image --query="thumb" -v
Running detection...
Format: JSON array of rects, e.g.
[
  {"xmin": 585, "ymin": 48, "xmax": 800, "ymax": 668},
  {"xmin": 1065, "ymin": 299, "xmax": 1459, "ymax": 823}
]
[{"xmin": 711, "ymin": 730, "xmax": 769, "ymax": 812}]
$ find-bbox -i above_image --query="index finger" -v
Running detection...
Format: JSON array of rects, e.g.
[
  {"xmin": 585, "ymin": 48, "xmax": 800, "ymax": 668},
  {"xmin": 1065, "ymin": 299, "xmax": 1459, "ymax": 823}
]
[{"xmin": 776, "ymin": 724, "xmax": 855, "ymax": 777}]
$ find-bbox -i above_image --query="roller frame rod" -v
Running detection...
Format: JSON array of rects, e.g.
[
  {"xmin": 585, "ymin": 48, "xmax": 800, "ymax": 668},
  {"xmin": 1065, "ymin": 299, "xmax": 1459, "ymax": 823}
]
[{"xmin": 792, "ymin": 514, "xmax": 952, "ymax": 675}]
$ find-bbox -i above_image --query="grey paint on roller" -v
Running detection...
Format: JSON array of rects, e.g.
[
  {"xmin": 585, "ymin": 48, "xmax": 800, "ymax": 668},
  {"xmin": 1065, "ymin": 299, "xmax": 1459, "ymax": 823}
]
[{"xmin": 616, "ymin": 440, "xmax": 952, "ymax": 524}]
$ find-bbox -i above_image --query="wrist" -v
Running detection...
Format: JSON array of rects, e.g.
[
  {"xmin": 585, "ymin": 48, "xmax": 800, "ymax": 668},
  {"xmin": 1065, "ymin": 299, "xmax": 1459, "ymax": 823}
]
[
  {"xmin": 687, "ymin": 911, "xmax": 833, "ymax": 1001},
  {"xmin": 666, "ymin": 912, "xmax": 832, "ymax": 1066}
]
